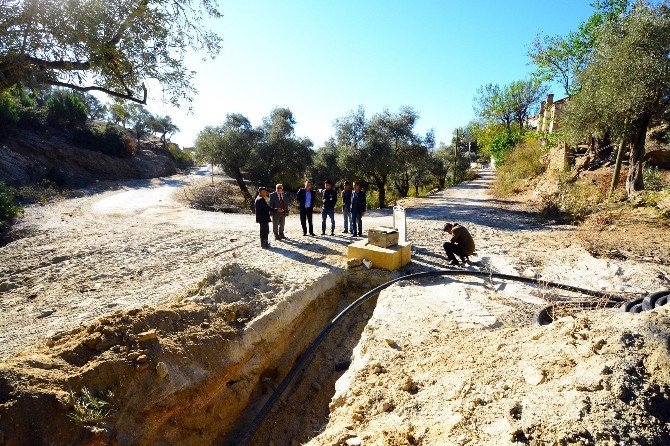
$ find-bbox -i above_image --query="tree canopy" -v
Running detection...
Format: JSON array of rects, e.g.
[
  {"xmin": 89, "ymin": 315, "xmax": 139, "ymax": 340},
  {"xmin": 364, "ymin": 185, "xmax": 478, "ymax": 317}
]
[
  {"xmin": 474, "ymin": 80, "xmax": 546, "ymax": 130},
  {"xmin": 529, "ymin": 0, "xmax": 629, "ymax": 96},
  {"xmin": 0, "ymin": 0, "xmax": 222, "ymax": 105},
  {"xmin": 562, "ymin": 1, "xmax": 670, "ymax": 194}
]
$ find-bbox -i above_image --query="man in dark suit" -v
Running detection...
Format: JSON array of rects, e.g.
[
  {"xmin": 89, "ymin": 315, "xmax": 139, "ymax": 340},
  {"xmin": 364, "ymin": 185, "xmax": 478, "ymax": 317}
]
[
  {"xmin": 349, "ymin": 181, "xmax": 366, "ymax": 237},
  {"xmin": 341, "ymin": 181, "xmax": 352, "ymax": 233},
  {"xmin": 255, "ymin": 187, "xmax": 272, "ymax": 248},
  {"xmin": 268, "ymin": 183, "xmax": 288, "ymax": 240},
  {"xmin": 296, "ymin": 179, "xmax": 316, "ymax": 236}
]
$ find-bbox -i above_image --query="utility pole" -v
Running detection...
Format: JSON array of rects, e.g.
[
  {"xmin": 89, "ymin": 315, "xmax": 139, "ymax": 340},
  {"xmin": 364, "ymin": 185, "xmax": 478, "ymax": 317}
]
[{"xmin": 453, "ymin": 128, "xmax": 459, "ymax": 185}]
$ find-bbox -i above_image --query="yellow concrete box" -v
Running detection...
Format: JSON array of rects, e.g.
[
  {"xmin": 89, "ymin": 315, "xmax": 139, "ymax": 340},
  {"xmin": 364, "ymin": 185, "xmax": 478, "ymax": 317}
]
[{"xmin": 347, "ymin": 239, "xmax": 412, "ymax": 271}]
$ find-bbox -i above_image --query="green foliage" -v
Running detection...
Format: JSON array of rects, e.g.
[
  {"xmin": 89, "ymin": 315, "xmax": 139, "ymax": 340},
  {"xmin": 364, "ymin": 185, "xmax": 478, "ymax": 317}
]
[
  {"xmin": 485, "ymin": 127, "xmax": 523, "ymax": 166},
  {"xmin": 474, "ymin": 79, "xmax": 547, "ymax": 129},
  {"xmin": 17, "ymin": 106, "xmax": 47, "ymax": 130},
  {"xmin": 167, "ymin": 144, "xmax": 195, "ymax": 168},
  {"xmin": 310, "ymin": 138, "xmax": 341, "ymax": 185},
  {"xmin": 529, "ymin": 0, "xmax": 629, "ymax": 95},
  {"xmin": 148, "ymin": 115, "xmax": 179, "ymax": 147},
  {"xmin": 562, "ymin": 2, "xmax": 670, "ymax": 194},
  {"xmin": 335, "ymin": 106, "xmax": 434, "ymax": 206},
  {"xmin": 68, "ymin": 388, "xmax": 114, "ymax": 424},
  {"xmin": 492, "ymin": 140, "xmax": 547, "ymax": 196},
  {"xmin": 0, "ymin": 91, "xmax": 19, "ymax": 131},
  {"xmin": 642, "ymin": 164, "xmax": 668, "ymax": 192},
  {"xmin": 540, "ymin": 173, "xmax": 609, "ymax": 222},
  {"xmin": 0, "ymin": 0, "xmax": 222, "ymax": 105},
  {"xmin": 46, "ymin": 92, "xmax": 87, "ymax": 129},
  {"xmin": 0, "ymin": 181, "xmax": 22, "ymax": 229},
  {"xmin": 434, "ymin": 142, "xmax": 471, "ymax": 185},
  {"xmin": 73, "ymin": 92, "xmax": 106, "ymax": 120},
  {"xmin": 74, "ymin": 124, "xmax": 136, "ymax": 157}
]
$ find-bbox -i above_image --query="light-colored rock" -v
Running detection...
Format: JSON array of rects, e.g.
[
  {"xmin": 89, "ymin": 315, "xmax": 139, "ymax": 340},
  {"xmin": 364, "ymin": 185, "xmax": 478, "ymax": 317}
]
[
  {"xmin": 137, "ymin": 329, "xmax": 158, "ymax": 342},
  {"xmin": 347, "ymin": 258, "xmax": 363, "ymax": 268},
  {"xmin": 522, "ymin": 364, "xmax": 545, "ymax": 385},
  {"xmin": 156, "ymin": 361, "xmax": 169, "ymax": 378}
]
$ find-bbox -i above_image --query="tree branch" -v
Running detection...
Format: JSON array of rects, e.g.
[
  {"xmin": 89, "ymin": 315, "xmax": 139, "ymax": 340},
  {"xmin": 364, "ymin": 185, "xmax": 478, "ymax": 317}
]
[
  {"xmin": 26, "ymin": 56, "xmax": 90, "ymax": 71},
  {"xmin": 46, "ymin": 80, "xmax": 147, "ymax": 104},
  {"xmin": 108, "ymin": 0, "xmax": 150, "ymax": 46}
]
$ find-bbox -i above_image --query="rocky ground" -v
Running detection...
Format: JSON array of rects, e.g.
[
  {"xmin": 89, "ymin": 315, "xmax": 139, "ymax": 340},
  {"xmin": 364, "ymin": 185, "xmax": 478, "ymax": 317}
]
[{"xmin": 0, "ymin": 169, "xmax": 669, "ymax": 445}]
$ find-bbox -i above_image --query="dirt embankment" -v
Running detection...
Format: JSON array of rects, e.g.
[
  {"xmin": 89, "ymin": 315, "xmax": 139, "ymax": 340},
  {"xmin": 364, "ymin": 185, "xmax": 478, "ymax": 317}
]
[
  {"xmin": 0, "ymin": 169, "xmax": 669, "ymax": 445},
  {"xmin": 0, "ymin": 128, "xmax": 176, "ymax": 188}
]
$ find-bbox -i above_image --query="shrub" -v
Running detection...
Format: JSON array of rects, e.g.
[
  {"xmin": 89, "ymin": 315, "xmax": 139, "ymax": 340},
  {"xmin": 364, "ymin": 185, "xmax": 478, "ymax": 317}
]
[
  {"xmin": 18, "ymin": 106, "xmax": 47, "ymax": 131},
  {"xmin": 182, "ymin": 180, "xmax": 246, "ymax": 213},
  {"xmin": 540, "ymin": 173, "xmax": 608, "ymax": 222},
  {"xmin": 0, "ymin": 92, "xmax": 20, "ymax": 132},
  {"xmin": 0, "ymin": 182, "xmax": 22, "ymax": 229},
  {"xmin": 74, "ymin": 124, "xmax": 136, "ymax": 157},
  {"xmin": 167, "ymin": 143, "xmax": 195, "ymax": 168},
  {"xmin": 46, "ymin": 91, "xmax": 87, "ymax": 129},
  {"xmin": 493, "ymin": 141, "xmax": 547, "ymax": 196},
  {"xmin": 487, "ymin": 129, "xmax": 523, "ymax": 166},
  {"xmin": 643, "ymin": 164, "xmax": 667, "ymax": 191}
]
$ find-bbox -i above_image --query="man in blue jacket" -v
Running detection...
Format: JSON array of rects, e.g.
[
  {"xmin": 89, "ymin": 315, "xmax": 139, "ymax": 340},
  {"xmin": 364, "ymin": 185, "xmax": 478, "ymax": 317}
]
[
  {"xmin": 296, "ymin": 179, "xmax": 317, "ymax": 236},
  {"xmin": 349, "ymin": 181, "xmax": 366, "ymax": 237}
]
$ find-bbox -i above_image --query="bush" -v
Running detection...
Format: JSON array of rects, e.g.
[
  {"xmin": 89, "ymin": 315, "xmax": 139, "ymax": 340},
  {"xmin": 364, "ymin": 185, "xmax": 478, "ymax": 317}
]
[
  {"xmin": 487, "ymin": 129, "xmax": 523, "ymax": 166},
  {"xmin": 493, "ymin": 141, "xmax": 547, "ymax": 196},
  {"xmin": 167, "ymin": 143, "xmax": 195, "ymax": 168},
  {"xmin": 182, "ymin": 180, "xmax": 246, "ymax": 213},
  {"xmin": 0, "ymin": 182, "xmax": 22, "ymax": 229},
  {"xmin": 46, "ymin": 91, "xmax": 87, "ymax": 129},
  {"xmin": 18, "ymin": 106, "xmax": 47, "ymax": 131},
  {"xmin": 643, "ymin": 164, "xmax": 668, "ymax": 191},
  {"xmin": 0, "ymin": 92, "xmax": 20, "ymax": 132},
  {"xmin": 540, "ymin": 173, "xmax": 609, "ymax": 222},
  {"xmin": 74, "ymin": 124, "xmax": 136, "ymax": 157}
]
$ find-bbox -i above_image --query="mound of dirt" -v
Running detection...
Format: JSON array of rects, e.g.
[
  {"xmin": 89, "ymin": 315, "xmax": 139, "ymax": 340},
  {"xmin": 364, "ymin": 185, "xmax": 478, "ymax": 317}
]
[
  {"xmin": 0, "ymin": 128, "xmax": 176, "ymax": 188},
  {"xmin": 310, "ymin": 300, "xmax": 670, "ymax": 445}
]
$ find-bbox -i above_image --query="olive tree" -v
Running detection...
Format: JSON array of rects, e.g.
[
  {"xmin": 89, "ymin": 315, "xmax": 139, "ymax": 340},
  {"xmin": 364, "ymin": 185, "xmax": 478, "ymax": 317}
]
[
  {"xmin": 562, "ymin": 1, "xmax": 670, "ymax": 194},
  {"xmin": 0, "ymin": 0, "xmax": 221, "ymax": 105}
]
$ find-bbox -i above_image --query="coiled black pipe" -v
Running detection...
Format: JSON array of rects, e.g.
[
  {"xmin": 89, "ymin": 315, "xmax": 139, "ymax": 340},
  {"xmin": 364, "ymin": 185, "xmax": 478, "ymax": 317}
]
[{"xmin": 236, "ymin": 268, "xmax": 640, "ymax": 445}]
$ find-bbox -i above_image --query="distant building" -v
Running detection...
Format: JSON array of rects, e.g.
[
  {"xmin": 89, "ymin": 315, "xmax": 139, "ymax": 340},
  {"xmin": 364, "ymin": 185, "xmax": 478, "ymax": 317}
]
[{"xmin": 527, "ymin": 93, "xmax": 568, "ymax": 133}]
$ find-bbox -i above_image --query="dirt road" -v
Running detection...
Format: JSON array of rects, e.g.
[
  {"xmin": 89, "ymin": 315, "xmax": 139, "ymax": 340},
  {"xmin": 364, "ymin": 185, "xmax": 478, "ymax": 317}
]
[{"xmin": 2, "ymin": 169, "xmax": 668, "ymax": 360}]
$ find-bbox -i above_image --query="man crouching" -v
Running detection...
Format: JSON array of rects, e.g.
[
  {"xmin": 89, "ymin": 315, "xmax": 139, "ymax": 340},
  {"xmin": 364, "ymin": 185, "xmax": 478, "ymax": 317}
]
[{"xmin": 443, "ymin": 222, "xmax": 475, "ymax": 266}]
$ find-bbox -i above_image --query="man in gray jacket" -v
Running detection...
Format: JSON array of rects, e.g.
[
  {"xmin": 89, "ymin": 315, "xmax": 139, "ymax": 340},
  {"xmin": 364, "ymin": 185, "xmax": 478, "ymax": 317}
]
[{"xmin": 268, "ymin": 183, "xmax": 288, "ymax": 240}]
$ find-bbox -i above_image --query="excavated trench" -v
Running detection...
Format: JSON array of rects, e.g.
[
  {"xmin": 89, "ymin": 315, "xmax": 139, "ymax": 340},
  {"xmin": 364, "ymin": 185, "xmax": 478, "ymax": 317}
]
[
  {"xmin": 220, "ymin": 268, "xmax": 391, "ymax": 445},
  {"xmin": 0, "ymin": 267, "xmax": 391, "ymax": 446}
]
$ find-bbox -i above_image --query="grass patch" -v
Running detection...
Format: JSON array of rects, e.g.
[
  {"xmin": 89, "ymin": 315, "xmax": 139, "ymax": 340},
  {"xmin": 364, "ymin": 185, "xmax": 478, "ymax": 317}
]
[
  {"xmin": 0, "ymin": 181, "xmax": 22, "ymax": 230},
  {"xmin": 492, "ymin": 141, "xmax": 547, "ymax": 197},
  {"xmin": 68, "ymin": 387, "xmax": 114, "ymax": 424}
]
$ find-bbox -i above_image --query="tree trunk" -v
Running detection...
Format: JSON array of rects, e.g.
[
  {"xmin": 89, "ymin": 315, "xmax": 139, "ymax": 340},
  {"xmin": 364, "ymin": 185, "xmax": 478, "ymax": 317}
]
[
  {"xmin": 414, "ymin": 183, "xmax": 419, "ymax": 196},
  {"xmin": 232, "ymin": 168, "xmax": 254, "ymax": 211},
  {"xmin": 609, "ymin": 140, "xmax": 626, "ymax": 198},
  {"xmin": 626, "ymin": 114, "xmax": 651, "ymax": 196},
  {"xmin": 375, "ymin": 176, "xmax": 387, "ymax": 208},
  {"xmin": 438, "ymin": 177, "xmax": 446, "ymax": 189}
]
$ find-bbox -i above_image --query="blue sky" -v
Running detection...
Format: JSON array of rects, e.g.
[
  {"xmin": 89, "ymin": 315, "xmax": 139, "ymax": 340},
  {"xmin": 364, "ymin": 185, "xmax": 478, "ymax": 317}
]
[{"xmin": 146, "ymin": 1, "xmax": 594, "ymax": 149}]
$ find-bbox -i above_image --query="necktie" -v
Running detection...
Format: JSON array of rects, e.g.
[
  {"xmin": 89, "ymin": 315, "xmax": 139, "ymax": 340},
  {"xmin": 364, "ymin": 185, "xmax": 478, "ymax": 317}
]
[{"xmin": 279, "ymin": 194, "xmax": 284, "ymax": 211}]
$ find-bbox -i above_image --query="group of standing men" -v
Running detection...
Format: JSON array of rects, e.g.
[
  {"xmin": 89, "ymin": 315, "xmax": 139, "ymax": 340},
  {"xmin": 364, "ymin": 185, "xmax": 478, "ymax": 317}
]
[{"xmin": 255, "ymin": 179, "xmax": 367, "ymax": 248}]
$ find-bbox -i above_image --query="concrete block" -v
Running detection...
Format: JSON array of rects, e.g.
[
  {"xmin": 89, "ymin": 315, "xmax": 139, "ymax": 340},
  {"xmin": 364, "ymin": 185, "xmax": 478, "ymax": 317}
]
[
  {"xmin": 367, "ymin": 226, "xmax": 399, "ymax": 248},
  {"xmin": 347, "ymin": 239, "xmax": 412, "ymax": 271}
]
